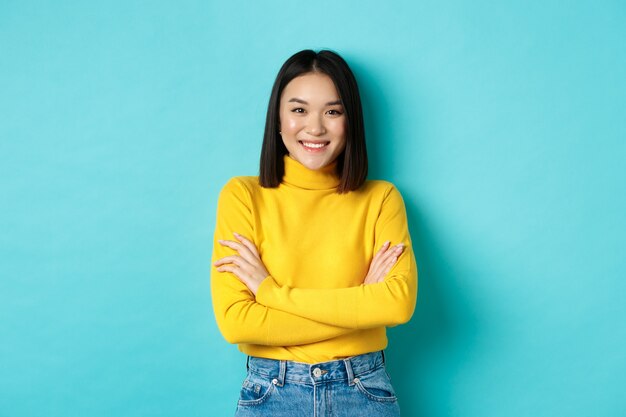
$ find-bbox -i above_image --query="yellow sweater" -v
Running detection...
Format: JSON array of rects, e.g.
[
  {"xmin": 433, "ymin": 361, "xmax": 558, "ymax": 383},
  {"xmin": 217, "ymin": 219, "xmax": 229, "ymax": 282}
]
[{"xmin": 211, "ymin": 155, "xmax": 417, "ymax": 364}]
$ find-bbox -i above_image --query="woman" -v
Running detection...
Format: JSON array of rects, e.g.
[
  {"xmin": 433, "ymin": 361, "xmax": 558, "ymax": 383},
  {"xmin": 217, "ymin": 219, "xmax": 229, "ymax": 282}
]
[{"xmin": 211, "ymin": 49, "xmax": 417, "ymax": 416}]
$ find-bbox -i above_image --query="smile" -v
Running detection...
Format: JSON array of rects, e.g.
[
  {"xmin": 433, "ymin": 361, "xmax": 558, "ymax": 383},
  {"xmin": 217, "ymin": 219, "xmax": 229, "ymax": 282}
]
[{"xmin": 299, "ymin": 141, "xmax": 330, "ymax": 151}]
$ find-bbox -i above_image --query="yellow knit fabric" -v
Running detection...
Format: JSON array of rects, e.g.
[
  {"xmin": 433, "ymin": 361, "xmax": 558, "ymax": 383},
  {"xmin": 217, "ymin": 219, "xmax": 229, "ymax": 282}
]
[{"xmin": 211, "ymin": 155, "xmax": 417, "ymax": 364}]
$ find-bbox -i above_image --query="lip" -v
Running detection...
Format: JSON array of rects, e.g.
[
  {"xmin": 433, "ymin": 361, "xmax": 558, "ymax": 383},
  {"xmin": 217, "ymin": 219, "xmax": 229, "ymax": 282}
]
[{"xmin": 298, "ymin": 140, "xmax": 330, "ymax": 153}]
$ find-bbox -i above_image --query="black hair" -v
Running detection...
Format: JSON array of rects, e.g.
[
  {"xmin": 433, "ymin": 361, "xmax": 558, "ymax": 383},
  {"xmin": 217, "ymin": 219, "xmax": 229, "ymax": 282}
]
[{"xmin": 259, "ymin": 49, "xmax": 367, "ymax": 193}]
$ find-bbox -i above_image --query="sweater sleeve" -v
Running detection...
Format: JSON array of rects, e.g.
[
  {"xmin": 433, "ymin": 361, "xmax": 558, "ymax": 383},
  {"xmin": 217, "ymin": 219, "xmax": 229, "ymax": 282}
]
[
  {"xmin": 211, "ymin": 178, "xmax": 355, "ymax": 346},
  {"xmin": 255, "ymin": 185, "xmax": 418, "ymax": 329}
]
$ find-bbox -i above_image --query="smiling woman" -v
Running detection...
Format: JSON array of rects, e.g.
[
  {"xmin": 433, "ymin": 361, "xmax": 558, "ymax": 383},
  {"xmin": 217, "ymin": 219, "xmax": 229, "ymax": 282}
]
[
  {"xmin": 279, "ymin": 73, "xmax": 347, "ymax": 170},
  {"xmin": 210, "ymin": 50, "xmax": 417, "ymax": 417}
]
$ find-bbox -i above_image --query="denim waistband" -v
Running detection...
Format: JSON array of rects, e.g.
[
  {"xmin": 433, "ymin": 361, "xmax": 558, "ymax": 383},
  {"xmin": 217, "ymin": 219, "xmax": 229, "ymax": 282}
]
[{"xmin": 246, "ymin": 351, "xmax": 386, "ymax": 387}]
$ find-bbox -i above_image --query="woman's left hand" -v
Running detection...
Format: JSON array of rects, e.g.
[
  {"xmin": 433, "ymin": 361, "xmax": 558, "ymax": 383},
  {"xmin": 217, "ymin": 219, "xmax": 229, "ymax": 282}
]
[{"xmin": 213, "ymin": 232, "xmax": 269, "ymax": 296}]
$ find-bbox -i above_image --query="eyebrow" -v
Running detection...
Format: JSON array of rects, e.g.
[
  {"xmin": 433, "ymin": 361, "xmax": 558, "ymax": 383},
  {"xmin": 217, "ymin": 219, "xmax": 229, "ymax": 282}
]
[{"xmin": 288, "ymin": 98, "xmax": 343, "ymax": 106}]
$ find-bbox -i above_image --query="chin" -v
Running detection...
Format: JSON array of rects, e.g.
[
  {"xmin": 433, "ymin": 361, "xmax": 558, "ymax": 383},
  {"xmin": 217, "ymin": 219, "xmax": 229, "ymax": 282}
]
[{"xmin": 299, "ymin": 156, "xmax": 332, "ymax": 170}]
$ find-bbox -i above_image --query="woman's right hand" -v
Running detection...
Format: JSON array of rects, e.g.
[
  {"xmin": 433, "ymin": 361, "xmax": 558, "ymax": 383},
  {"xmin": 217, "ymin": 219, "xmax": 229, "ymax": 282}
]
[{"xmin": 363, "ymin": 241, "xmax": 405, "ymax": 285}]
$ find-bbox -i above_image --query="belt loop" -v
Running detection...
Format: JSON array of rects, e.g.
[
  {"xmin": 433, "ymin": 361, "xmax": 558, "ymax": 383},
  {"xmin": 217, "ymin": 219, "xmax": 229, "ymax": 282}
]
[
  {"xmin": 246, "ymin": 356, "xmax": 250, "ymax": 372},
  {"xmin": 277, "ymin": 360, "xmax": 286, "ymax": 387},
  {"xmin": 343, "ymin": 357, "xmax": 356, "ymax": 386},
  {"xmin": 381, "ymin": 350, "xmax": 386, "ymax": 365}
]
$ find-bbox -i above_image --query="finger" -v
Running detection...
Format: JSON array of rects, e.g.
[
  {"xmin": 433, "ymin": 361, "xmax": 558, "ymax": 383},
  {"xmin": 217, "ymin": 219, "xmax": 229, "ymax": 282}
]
[
  {"xmin": 378, "ymin": 258, "xmax": 398, "ymax": 281},
  {"xmin": 388, "ymin": 243, "xmax": 404, "ymax": 254},
  {"xmin": 218, "ymin": 239, "xmax": 245, "ymax": 251},
  {"xmin": 373, "ymin": 242, "xmax": 402, "ymax": 262},
  {"xmin": 365, "ymin": 242, "xmax": 406, "ymax": 284},
  {"xmin": 370, "ymin": 247, "xmax": 390, "ymax": 272},
  {"xmin": 374, "ymin": 258, "xmax": 397, "ymax": 283},
  {"xmin": 216, "ymin": 264, "xmax": 238, "ymax": 275},
  {"xmin": 369, "ymin": 254, "xmax": 389, "ymax": 278},
  {"xmin": 374, "ymin": 247, "xmax": 404, "ymax": 280},
  {"xmin": 383, "ymin": 255, "xmax": 399, "ymax": 273},
  {"xmin": 373, "ymin": 241, "xmax": 391, "ymax": 259},
  {"xmin": 218, "ymin": 239, "xmax": 257, "ymax": 263},
  {"xmin": 371, "ymin": 243, "xmax": 402, "ymax": 272},
  {"xmin": 375, "ymin": 241, "xmax": 391, "ymax": 255},
  {"xmin": 233, "ymin": 233, "xmax": 260, "ymax": 257},
  {"xmin": 382, "ymin": 244, "xmax": 404, "ymax": 261},
  {"xmin": 216, "ymin": 264, "xmax": 252, "ymax": 283},
  {"xmin": 213, "ymin": 255, "xmax": 246, "ymax": 267},
  {"xmin": 385, "ymin": 251, "xmax": 401, "ymax": 266},
  {"xmin": 370, "ymin": 242, "xmax": 392, "ymax": 269}
]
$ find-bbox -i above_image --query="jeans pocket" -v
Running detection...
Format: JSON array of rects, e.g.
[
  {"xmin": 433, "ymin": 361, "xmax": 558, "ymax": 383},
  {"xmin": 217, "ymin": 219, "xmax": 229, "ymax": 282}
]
[
  {"xmin": 237, "ymin": 372, "xmax": 277, "ymax": 407},
  {"xmin": 354, "ymin": 367, "xmax": 398, "ymax": 403}
]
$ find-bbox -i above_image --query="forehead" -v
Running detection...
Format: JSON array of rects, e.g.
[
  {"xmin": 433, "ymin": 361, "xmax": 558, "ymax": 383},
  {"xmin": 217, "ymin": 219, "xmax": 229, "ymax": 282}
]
[{"xmin": 280, "ymin": 73, "xmax": 340, "ymax": 104}]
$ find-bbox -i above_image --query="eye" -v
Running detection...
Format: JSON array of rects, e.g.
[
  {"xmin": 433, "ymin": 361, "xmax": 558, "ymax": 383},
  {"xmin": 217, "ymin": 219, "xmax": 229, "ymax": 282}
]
[
  {"xmin": 327, "ymin": 109, "xmax": 344, "ymax": 116},
  {"xmin": 291, "ymin": 108, "xmax": 305, "ymax": 113}
]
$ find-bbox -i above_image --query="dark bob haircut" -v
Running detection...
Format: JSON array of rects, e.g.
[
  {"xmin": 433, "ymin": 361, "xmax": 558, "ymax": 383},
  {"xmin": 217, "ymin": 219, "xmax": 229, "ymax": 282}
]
[{"xmin": 259, "ymin": 49, "xmax": 367, "ymax": 194}]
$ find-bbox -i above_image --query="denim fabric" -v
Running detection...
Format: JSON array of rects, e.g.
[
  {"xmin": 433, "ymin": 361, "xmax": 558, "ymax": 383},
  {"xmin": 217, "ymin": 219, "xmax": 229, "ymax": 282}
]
[{"xmin": 234, "ymin": 351, "xmax": 401, "ymax": 417}]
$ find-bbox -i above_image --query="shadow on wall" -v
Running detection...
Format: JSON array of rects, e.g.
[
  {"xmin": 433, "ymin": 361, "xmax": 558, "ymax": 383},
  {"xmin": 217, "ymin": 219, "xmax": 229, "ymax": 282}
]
[
  {"xmin": 354, "ymin": 59, "xmax": 481, "ymax": 416},
  {"xmin": 387, "ymin": 199, "xmax": 476, "ymax": 417}
]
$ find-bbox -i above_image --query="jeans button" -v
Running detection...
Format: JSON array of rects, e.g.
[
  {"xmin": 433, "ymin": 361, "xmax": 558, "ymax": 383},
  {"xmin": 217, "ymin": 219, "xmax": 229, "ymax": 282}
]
[{"xmin": 313, "ymin": 367, "xmax": 322, "ymax": 377}]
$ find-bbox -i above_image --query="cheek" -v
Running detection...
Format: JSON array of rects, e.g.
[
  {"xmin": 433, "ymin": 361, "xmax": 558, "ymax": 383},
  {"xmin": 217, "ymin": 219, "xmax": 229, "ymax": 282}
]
[
  {"xmin": 280, "ymin": 115, "xmax": 301, "ymax": 134},
  {"xmin": 330, "ymin": 119, "xmax": 346, "ymax": 138},
  {"xmin": 286, "ymin": 118, "xmax": 300, "ymax": 131}
]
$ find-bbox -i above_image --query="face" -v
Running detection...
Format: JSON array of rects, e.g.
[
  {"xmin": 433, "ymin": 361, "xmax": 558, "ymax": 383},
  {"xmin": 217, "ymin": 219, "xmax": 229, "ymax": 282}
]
[{"xmin": 279, "ymin": 72, "xmax": 347, "ymax": 170}]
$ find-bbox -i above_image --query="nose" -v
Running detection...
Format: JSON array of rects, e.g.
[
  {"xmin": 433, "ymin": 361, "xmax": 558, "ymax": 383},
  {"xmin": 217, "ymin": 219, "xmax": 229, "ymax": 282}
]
[{"xmin": 305, "ymin": 114, "xmax": 326, "ymax": 136}]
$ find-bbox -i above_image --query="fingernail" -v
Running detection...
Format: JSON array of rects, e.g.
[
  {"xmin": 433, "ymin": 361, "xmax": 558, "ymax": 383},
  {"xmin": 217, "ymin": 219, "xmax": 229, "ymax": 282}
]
[{"xmin": 233, "ymin": 232, "xmax": 240, "ymax": 236}]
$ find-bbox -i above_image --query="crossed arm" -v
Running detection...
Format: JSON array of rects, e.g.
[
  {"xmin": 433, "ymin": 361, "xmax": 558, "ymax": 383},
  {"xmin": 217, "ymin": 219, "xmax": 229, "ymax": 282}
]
[
  {"xmin": 211, "ymin": 237, "xmax": 401, "ymax": 345},
  {"xmin": 210, "ymin": 178, "xmax": 417, "ymax": 346},
  {"xmin": 215, "ymin": 233, "xmax": 402, "ymax": 297}
]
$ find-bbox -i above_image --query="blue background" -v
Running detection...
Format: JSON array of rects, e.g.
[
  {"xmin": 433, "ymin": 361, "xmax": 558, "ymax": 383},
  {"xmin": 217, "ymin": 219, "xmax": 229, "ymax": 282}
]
[{"xmin": 1, "ymin": 1, "xmax": 624, "ymax": 416}]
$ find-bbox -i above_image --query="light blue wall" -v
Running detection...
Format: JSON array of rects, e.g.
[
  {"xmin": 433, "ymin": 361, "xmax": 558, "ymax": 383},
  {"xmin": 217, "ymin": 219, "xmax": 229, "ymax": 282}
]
[{"xmin": 1, "ymin": 1, "xmax": 624, "ymax": 416}]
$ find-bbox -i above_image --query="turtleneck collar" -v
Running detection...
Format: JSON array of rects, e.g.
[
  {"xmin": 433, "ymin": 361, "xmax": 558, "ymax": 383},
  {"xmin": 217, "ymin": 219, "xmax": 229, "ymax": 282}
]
[{"xmin": 282, "ymin": 154, "xmax": 340, "ymax": 190}]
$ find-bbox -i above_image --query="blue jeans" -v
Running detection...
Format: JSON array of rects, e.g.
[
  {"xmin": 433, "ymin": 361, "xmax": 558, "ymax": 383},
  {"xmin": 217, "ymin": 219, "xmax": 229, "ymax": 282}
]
[{"xmin": 234, "ymin": 350, "xmax": 401, "ymax": 417}]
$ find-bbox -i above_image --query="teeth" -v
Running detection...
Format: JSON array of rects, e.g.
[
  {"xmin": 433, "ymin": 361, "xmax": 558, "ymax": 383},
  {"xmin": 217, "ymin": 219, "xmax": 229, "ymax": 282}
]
[{"xmin": 301, "ymin": 141, "xmax": 327, "ymax": 149}]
